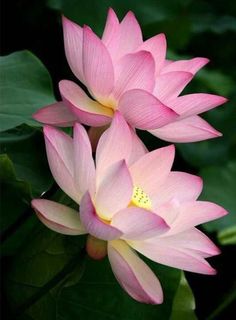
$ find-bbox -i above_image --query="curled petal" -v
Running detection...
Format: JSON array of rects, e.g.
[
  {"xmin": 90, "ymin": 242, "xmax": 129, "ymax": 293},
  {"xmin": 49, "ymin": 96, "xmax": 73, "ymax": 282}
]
[
  {"xmin": 108, "ymin": 240, "xmax": 163, "ymax": 304},
  {"xmin": 150, "ymin": 115, "xmax": 222, "ymax": 143},
  {"xmin": 111, "ymin": 207, "xmax": 169, "ymax": 240},
  {"xmin": 137, "ymin": 33, "xmax": 166, "ymax": 75},
  {"xmin": 80, "ymin": 192, "xmax": 122, "ymax": 241},
  {"xmin": 118, "ymin": 89, "xmax": 178, "ymax": 130},
  {"xmin": 59, "ymin": 80, "xmax": 113, "ymax": 127},
  {"xmin": 95, "ymin": 160, "xmax": 133, "ymax": 221},
  {"xmin": 32, "ymin": 199, "xmax": 86, "ymax": 235},
  {"xmin": 33, "ymin": 102, "xmax": 76, "ymax": 127}
]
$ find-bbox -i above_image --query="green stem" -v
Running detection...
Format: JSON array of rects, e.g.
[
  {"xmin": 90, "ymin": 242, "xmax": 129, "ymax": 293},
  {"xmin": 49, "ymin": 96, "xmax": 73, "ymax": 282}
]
[{"xmin": 12, "ymin": 248, "xmax": 86, "ymax": 318}]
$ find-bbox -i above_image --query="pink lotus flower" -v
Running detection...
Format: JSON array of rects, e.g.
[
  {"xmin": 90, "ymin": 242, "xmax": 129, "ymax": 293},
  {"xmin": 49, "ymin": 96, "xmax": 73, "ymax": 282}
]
[
  {"xmin": 32, "ymin": 112, "xmax": 227, "ymax": 304},
  {"xmin": 33, "ymin": 8, "xmax": 227, "ymax": 143}
]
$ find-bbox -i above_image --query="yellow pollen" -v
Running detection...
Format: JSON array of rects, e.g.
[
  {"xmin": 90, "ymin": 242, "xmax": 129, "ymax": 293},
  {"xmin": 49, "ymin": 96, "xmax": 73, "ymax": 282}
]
[{"xmin": 130, "ymin": 186, "xmax": 152, "ymax": 210}]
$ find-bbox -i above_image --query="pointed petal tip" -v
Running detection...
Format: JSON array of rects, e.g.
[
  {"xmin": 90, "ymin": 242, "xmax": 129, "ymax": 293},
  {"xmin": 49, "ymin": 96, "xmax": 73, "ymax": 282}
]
[
  {"xmin": 73, "ymin": 121, "xmax": 89, "ymax": 142},
  {"xmin": 106, "ymin": 7, "xmax": 120, "ymax": 24},
  {"xmin": 220, "ymin": 96, "xmax": 229, "ymax": 104},
  {"xmin": 32, "ymin": 109, "xmax": 39, "ymax": 118},
  {"xmin": 205, "ymin": 238, "xmax": 222, "ymax": 257},
  {"xmin": 107, "ymin": 7, "xmax": 117, "ymax": 16},
  {"xmin": 108, "ymin": 241, "xmax": 163, "ymax": 304},
  {"xmin": 196, "ymin": 264, "xmax": 217, "ymax": 275},
  {"xmin": 43, "ymin": 124, "xmax": 53, "ymax": 135},
  {"xmin": 196, "ymin": 175, "xmax": 203, "ymax": 186},
  {"xmin": 157, "ymin": 33, "xmax": 166, "ymax": 41},
  {"xmin": 33, "ymin": 102, "xmax": 77, "ymax": 127},
  {"xmin": 222, "ymin": 208, "xmax": 229, "ymax": 217},
  {"xmin": 212, "ymin": 129, "xmax": 223, "ymax": 138},
  {"xmin": 160, "ymin": 144, "xmax": 176, "ymax": 160},
  {"xmin": 126, "ymin": 10, "xmax": 136, "ymax": 18},
  {"xmin": 209, "ymin": 268, "xmax": 217, "ymax": 276},
  {"xmin": 168, "ymin": 144, "xmax": 175, "ymax": 153},
  {"xmin": 43, "ymin": 124, "xmax": 57, "ymax": 137},
  {"xmin": 62, "ymin": 15, "xmax": 80, "ymax": 29},
  {"xmin": 74, "ymin": 121, "xmax": 83, "ymax": 131},
  {"xmin": 62, "ymin": 15, "xmax": 69, "ymax": 24},
  {"xmin": 83, "ymin": 24, "xmax": 92, "ymax": 32},
  {"xmin": 214, "ymin": 246, "xmax": 221, "ymax": 256},
  {"xmin": 32, "ymin": 110, "xmax": 42, "ymax": 122},
  {"xmin": 197, "ymin": 57, "xmax": 210, "ymax": 66},
  {"xmin": 214, "ymin": 206, "xmax": 228, "ymax": 219}
]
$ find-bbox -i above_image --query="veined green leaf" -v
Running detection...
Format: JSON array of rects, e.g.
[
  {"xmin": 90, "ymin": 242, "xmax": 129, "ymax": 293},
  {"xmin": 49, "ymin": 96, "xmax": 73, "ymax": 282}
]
[{"xmin": 0, "ymin": 50, "xmax": 55, "ymax": 132}]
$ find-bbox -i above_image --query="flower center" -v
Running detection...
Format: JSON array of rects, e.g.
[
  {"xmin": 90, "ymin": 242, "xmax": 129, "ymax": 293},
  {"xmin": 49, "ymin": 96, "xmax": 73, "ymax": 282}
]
[
  {"xmin": 130, "ymin": 186, "xmax": 152, "ymax": 210},
  {"xmin": 99, "ymin": 97, "xmax": 118, "ymax": 110}
]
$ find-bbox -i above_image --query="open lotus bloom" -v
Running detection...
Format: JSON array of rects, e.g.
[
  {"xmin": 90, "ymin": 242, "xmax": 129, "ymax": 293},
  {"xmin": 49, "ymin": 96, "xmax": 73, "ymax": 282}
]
[
  {"xmin": 32, "ymin": 112, "xmax": 227, "ymax": 304},
  {"xmin": 33, "ymin": 8, "xmax": 227, "ymax": 143}
]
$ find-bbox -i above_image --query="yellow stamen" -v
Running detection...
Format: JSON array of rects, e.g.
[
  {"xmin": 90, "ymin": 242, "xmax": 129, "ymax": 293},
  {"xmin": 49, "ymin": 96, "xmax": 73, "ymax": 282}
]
[{"xmin": 130, "ymin": 186, "xmax": 152, "ymax": 210}]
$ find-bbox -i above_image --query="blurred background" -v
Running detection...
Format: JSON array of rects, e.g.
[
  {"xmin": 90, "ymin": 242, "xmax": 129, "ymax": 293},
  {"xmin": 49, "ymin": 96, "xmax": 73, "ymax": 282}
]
[{"xmin": 1, "ymin": 0, "xmax": 236, "ymax": 319}]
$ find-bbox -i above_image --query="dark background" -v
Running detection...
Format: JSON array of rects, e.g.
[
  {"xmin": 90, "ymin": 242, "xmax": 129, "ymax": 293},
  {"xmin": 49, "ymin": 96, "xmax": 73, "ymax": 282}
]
[{"xmin": 1, "ymin": 0, "xmax": 236, "ymax": 319}]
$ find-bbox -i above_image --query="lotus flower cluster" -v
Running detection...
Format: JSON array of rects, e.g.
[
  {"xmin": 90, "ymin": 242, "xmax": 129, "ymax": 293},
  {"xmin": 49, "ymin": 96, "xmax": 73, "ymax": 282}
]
[
  {"xmin": 32, "ymin": 113, "xmax": 227, "ymax": 304},
  {"xmin": 34, "ymin": 8, "xmax": 227, "ymax": 143},
  {"xmin": 32, "ymin": 8, "xmax": 228, "ymax": 304}
]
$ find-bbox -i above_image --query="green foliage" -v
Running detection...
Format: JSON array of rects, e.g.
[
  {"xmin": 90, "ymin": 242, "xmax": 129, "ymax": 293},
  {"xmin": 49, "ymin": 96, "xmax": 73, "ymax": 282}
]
[
  {"xmin": 0, "ymin": 153, "xmax": 33, "ymax": 254},
  {"xmin": 0, "ymin": 126, "xmax": 53, "ymax": 254},
  {"xmin": 1, "ymin": 126, "xmax": 53, "ymax": 197},
  {"xmin": 47, "ymin": 0, "xmax": 197, "ymax": 49},
  {"xmin": 170, "ymin": 272, "xmax": 197, "ymax": 320},
  {"xmin": 58, "ymin": 258, "xmax": 180, "ymax": 320},
  {"xmin": 5, "ymin": 227, "xmax": 86, "ymax": 319},
  {"xmin": 218, "ymin": 225, "xmax": 236, "ymax": 245},
  {"xmin": 4, "ymin": 226, "xmax": 197, "ymax": 320},
  {"xmin": 47, "ymin": 0, "xmax": 193, "ymax": 35},
  {"xmin": 0, "ymin": 50, "xmax": 55, "ymax": 131},
  {"xmin": 200, "ymin": 161, "xmax": 236, "ymax": 233}
]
